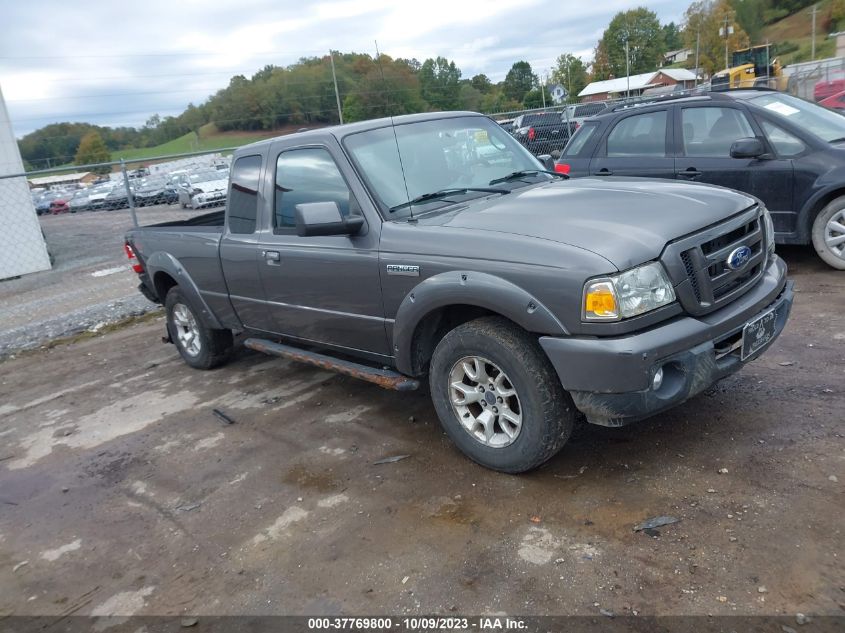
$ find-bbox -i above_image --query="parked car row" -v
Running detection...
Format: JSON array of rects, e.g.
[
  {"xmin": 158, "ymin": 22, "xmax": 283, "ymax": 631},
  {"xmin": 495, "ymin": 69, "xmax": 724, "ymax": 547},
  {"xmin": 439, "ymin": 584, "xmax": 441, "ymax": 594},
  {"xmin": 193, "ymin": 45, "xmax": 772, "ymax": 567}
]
[
  {"xmin": 32, "ymin": 161, "xmax": 231, "ymax": 216},
  {"xmin": 499, "ymin": 102, "xmax": 610, "ymax": 157},
  {"xmin": 555, "ymin": 87, "xmax": 845, "ymax": 270}
]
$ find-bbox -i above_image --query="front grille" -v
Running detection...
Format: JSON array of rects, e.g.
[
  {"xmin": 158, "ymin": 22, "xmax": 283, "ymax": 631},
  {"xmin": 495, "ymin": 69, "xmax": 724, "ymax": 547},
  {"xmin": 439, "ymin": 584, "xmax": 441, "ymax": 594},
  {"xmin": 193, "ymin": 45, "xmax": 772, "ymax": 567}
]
[{"xmin": 663, "ymin": 207, "xmax": 766, "ymax": 316}]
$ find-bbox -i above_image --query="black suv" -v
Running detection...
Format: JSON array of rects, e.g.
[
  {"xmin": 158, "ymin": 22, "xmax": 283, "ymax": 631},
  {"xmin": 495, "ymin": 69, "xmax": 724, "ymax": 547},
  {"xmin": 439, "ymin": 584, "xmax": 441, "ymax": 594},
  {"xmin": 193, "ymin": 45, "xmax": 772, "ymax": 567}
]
[{"xmin": 557, "ymin": 89, "xmax": 845, "ymax": 269}]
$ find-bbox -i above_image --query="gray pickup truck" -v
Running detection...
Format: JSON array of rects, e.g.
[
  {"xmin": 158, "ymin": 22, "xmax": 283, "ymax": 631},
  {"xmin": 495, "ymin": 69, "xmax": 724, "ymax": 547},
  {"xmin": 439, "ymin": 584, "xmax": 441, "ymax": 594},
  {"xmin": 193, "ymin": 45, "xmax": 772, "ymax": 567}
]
[{"xmin": 126, "ymin": 111, "xmax": 794, "ymax": 473}]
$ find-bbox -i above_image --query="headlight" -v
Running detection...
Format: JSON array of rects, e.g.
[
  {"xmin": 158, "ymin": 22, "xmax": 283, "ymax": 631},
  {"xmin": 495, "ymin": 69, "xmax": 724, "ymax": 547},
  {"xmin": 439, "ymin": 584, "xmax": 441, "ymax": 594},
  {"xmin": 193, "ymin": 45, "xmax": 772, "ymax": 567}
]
[
  {"xmin": 583, "ymin": 262, "xmax": 676, "ymax": 321},
  {"xmin": 761, "ymin": 206, "xmax": 775, "ymax": 253}
]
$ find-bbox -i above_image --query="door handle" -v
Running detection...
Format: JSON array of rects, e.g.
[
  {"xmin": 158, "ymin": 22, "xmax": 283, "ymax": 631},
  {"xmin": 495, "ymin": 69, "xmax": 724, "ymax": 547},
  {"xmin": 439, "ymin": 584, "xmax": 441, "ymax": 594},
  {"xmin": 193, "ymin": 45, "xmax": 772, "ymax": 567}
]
[
  {"xmin": 679, "ymin": 167, "xmax": 702, "ymax": 179},
  {"xmin": 262, "ymin": 250, "xmax": 281, "ymax": 266},
  {"xmin": 596, "ymin": 168, "xmax": 613, "ymax": 176}
]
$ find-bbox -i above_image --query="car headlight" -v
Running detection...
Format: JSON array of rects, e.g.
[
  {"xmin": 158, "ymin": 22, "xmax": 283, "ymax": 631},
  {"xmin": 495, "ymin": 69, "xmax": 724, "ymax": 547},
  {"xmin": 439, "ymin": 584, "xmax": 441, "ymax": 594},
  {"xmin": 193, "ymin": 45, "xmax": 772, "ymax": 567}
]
[
  {"xmin": 761, "ymin": 206, "xmax": 775, "ymax": 254},
  {"xmin": 583, "ymin": 262, "xmax": 676, "ymax": 321}
]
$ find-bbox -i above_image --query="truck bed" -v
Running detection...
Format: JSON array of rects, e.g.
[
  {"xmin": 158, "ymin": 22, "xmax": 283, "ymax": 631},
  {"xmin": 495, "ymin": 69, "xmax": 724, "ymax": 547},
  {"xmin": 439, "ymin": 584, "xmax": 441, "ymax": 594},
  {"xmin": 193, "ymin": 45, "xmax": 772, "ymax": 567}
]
[{"xmin": 144, "ymin": 209, "xmax": 225, "ymax": 229}]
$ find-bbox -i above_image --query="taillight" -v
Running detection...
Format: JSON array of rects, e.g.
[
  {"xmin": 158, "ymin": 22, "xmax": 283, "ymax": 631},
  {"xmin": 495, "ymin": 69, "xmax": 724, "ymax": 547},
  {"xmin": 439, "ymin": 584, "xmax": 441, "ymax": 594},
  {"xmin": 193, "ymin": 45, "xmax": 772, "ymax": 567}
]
[
  {"xmin": 555, "ymin": 163, "xmax": 571, "ymax": 175},
  {"xmin": 528, "ymin": 127, "xmax": 536, "ymax": 141},
  {"xmin": 124, "ymin": 243, "xmax": 144, "ymax": 274}
]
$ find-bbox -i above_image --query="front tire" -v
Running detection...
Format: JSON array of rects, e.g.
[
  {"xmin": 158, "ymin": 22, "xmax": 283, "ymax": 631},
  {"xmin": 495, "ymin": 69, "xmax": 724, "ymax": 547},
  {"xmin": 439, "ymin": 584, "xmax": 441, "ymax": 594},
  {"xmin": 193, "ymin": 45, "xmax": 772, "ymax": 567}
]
[
  {"xmin": 812, "ymin": 198, "xmax": 845, "ymax": 270},
  {"xmin": 165, "ymin": 287, "xmax": 233, "ymax": 369},
  {"xmin": 429, "ymin": 317, "xmax": 575, "ymax": 473}
]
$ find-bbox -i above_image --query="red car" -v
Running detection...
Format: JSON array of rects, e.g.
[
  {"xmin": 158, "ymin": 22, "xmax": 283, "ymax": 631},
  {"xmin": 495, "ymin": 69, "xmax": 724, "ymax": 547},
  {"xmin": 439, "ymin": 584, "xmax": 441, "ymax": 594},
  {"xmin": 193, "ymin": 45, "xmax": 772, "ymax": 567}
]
[
  {"xmin": 49, "ymin": 198, "xmax": 70, "ymax": 214},
  {"xmin": 814, "ymin": 76, "xmax": 845, "ymax": 102},
  {"xmin": 819, "ymin": 90, "xmax": 845, "ymax": 111}
]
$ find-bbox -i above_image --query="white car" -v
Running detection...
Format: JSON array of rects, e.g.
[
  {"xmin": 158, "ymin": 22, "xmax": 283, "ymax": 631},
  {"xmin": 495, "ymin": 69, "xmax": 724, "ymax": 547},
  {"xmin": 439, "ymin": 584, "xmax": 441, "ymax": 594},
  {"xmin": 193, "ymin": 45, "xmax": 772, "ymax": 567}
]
[{"xmin": 175, "ymin": 171, "xmax": 229, "ymax": 210}]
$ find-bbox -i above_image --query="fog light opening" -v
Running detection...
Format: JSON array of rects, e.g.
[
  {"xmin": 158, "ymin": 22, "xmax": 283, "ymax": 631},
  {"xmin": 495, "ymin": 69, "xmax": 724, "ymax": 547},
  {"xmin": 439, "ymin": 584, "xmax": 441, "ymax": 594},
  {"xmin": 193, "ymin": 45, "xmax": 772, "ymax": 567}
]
[{"xmin": 652, "ymin": 367, "xmax": 664, "ymax": 391}]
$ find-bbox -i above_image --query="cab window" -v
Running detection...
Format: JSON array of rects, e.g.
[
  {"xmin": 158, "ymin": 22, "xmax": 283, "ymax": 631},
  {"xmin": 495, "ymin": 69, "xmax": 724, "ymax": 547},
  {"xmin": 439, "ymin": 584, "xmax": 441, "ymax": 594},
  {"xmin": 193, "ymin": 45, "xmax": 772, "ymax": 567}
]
[
  {"xmin": 227, "ymin": 155, "xmax": 262, "ymax": 235},
  {"xmin": 274, "ymin": 148, "xmax": 357, "ymax": 230}
]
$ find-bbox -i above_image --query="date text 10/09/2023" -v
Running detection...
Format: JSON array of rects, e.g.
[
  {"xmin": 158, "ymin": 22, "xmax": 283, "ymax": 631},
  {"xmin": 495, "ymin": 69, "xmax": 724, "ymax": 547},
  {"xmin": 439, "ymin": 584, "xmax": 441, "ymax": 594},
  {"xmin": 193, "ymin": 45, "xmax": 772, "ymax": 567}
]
[{"xmin": 307, "ymin": 617, "xmax": 528, "ymax": 630}]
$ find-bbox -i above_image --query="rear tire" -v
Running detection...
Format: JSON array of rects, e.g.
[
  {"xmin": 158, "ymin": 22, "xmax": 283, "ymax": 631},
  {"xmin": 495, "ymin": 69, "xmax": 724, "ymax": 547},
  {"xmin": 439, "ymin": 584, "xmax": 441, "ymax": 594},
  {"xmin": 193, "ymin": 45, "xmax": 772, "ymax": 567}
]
[
  {"xmin": 812, "ymin": 197, "xmax": 845, "ymax": 270},
  {"xmin": 165, "ymin": 287, "xmax": 233, "ymax": 369},
  {"xmin": 428, "ymin": 317, "xmax": 575, "ymax": 473}
]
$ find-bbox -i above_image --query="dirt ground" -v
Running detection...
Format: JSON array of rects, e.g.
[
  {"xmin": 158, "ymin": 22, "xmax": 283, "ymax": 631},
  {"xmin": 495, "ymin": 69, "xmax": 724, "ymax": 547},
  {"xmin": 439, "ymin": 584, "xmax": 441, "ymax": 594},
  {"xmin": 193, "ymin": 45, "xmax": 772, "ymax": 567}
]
[{"xmin": 0, "ymin": 247, "xmax": 842, "ymax": 621}]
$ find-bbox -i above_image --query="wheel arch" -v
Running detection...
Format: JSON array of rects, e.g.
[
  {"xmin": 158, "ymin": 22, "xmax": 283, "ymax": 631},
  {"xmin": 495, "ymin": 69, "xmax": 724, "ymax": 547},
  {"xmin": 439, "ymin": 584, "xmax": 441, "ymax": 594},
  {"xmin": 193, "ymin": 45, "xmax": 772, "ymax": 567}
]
[
  {"xmin": 393, "ymin": 271, "xmax": 568, "ymax": 376},
  {"xmin": 146, "ymin": 251, "xmax": 223, "ymax": 330},
  {"xmin": 799, "ymin": 185, "xmax": 845, "ymax": 242}
]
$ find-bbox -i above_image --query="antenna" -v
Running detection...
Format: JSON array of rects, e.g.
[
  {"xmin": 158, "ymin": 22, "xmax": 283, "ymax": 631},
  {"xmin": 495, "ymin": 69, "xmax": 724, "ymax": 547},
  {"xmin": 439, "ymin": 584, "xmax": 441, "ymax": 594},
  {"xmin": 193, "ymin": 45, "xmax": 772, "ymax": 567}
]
[{"xmin": 374, "ymin": 39, "xmax": 413, "ymax": 219}]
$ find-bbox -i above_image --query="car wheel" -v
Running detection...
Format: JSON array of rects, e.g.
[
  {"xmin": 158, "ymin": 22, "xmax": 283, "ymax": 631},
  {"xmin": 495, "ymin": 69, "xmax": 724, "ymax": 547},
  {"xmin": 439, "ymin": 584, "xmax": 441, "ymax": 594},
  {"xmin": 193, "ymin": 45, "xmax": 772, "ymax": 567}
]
[
  {"xmin": 428, "ymin": 316, "xmax": 575, "ymax": 473},
  {"xmin": 812, "ymin": 197, "xmax": 845, "ymax": 270},
  {"xmin": 165, "ymin": 287, "xmax": 233, "ymax": 369}
]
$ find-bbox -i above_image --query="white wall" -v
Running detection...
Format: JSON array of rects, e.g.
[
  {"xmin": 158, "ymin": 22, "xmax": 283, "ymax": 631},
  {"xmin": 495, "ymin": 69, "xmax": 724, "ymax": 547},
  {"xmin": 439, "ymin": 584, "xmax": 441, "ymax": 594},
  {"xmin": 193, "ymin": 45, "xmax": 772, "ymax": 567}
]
[{"xmin": 0, "ymin": 83, "xmax": 51, "ymax": 280}]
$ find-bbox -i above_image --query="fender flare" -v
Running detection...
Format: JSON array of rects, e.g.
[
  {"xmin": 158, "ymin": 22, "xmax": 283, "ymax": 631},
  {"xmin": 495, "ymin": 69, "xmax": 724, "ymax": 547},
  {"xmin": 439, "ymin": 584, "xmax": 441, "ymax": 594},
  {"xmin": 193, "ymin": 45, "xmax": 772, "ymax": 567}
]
[
  {"xmin": 392, "ymin": 270, "xmax": 568, "ymax": 376},
  {"xmin": 145, "ymin": 251, "xmax": 224, "ymax": 330}
]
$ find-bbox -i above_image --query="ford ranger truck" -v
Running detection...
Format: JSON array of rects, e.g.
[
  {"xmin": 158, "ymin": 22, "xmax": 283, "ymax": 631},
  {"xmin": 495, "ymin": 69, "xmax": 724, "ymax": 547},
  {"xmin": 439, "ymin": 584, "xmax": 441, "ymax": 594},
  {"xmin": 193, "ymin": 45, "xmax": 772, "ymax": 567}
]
[{"xmin": 125, "ymin": 111, "xmax": 793, "ymax": 473}]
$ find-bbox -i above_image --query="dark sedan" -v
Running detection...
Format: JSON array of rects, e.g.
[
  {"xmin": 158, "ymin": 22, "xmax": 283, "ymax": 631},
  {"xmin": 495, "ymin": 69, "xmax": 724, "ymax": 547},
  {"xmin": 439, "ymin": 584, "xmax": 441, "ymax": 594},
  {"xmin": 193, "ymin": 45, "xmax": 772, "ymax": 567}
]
[{"xmin": 557, "ymin": 89, "xmax": 845, "ymax": 269}]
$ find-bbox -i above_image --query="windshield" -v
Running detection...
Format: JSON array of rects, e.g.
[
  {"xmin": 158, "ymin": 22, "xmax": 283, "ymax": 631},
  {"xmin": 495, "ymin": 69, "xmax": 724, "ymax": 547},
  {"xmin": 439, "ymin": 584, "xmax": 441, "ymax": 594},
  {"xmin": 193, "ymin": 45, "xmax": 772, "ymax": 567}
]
[
  {"xmin": 191, "ymin": 171, "xmax": 223, "ymax": 183},
  {"xmin": 343, "ymin": 116, "xmax": 547, "ymax": 219},
  {"xmin": 749, "ymin": 92, "xmax": 845, "ymax": 142}
]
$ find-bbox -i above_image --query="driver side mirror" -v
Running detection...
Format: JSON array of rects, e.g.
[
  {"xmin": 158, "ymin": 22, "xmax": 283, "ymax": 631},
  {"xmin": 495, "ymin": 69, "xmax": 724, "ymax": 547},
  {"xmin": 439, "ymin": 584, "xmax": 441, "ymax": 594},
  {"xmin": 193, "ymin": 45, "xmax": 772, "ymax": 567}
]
[
  {"xmin": 537, "ymin": 154, "xmax": 555, "ymax": 171},
  {"xmin": 295, "ymin": 201, "xmax": 364, "ymax": 237},
  {"xmin": 730, "ymin": 137, "xmax": 767, "ymax": 159}
]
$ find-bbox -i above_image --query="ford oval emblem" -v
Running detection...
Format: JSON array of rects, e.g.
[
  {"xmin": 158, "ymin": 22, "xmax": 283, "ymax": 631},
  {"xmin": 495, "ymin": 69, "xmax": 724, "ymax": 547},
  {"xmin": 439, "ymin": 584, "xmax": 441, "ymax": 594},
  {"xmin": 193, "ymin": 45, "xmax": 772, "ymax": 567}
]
[{"xmin": 726, "ymin": 245, "xmax": 752, "ymax": 270}]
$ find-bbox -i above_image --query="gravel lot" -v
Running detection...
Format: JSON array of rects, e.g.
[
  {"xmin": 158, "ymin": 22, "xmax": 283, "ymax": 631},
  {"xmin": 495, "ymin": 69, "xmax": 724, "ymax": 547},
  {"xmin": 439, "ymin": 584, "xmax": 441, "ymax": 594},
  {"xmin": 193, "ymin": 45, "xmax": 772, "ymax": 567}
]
[
  {"xmin": 0, "ymin": 245, "xmax": 842, "ymax": 623},
  {"xmin": 0, "ymin": 204, "xmax": 210, "ymax": 356}
]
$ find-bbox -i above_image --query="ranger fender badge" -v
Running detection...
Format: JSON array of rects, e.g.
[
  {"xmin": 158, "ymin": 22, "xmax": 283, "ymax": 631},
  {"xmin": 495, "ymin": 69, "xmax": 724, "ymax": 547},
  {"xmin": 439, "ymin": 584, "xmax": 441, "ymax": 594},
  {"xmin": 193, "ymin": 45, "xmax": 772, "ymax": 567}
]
[{"xmin": 386, "ymin": 264, "xmax": 420, "ymax": 277}]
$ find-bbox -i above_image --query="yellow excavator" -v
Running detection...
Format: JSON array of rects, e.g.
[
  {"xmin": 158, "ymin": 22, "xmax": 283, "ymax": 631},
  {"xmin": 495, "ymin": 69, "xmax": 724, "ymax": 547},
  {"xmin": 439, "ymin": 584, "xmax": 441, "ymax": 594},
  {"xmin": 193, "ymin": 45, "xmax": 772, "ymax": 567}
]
[{"xmin": 711, "ymin": 45, "xmax": 787, "ymax": 91}]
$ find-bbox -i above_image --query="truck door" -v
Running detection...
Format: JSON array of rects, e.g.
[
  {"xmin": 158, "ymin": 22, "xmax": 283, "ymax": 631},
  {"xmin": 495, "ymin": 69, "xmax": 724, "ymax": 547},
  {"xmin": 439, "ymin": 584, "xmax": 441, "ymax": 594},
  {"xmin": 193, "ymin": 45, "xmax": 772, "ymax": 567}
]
[
  {"xmin": 219, "ymin": 153, "xmax": 275, "ymax": 332},
  {"xmin": 255, "ymin": 141, "xmax": 389, "ymax": 357},
  {"xmin": 589, "ymin": 108, "xmax": 675, "ymax": 179}
]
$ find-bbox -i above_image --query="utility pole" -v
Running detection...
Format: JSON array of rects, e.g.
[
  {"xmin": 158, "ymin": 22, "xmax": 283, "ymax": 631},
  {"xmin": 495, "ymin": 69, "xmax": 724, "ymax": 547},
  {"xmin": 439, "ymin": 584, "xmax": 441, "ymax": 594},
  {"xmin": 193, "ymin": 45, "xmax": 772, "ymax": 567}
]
[
  {"xmin": 720, "ymin": 14, "xmax": 733, "ymax": 70},
  {"xmin": 695, "ymin": 29, "xmax": 701, "ymax": 87},
  {"xmin": 541, "ymin": 73, "xmax": 546, "ymax": 109},
  {"xmin": 810, "ymin": 4, "xmax": 819, "ymax": 61},
  {"xmin": 625, "ymin": 39, "xmax": 630, "ymax": 99},
  {"xmin": 329, "ymin": 50, "xmax": 343, "ymax": 124}
]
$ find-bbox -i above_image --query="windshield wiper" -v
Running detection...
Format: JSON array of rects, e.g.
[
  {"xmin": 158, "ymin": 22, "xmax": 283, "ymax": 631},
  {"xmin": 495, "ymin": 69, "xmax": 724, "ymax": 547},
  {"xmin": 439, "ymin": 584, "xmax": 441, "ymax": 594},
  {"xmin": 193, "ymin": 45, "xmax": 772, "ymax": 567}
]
[
  {"xmin": 828, "ymin": 137, "xmax": 845, "ymax": 144},
  {"xmin": 388, "ymin": 187, "xmax": 508, "ymax": 213},
  {"xmin": 488, "ymin": 169, "xmax": 569, "ymax": 185}
]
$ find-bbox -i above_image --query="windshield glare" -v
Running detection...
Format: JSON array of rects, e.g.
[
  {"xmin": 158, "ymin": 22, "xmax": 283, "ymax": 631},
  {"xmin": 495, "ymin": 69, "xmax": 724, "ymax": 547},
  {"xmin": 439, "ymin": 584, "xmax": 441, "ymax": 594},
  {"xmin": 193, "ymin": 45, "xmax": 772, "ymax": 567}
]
[
  {"xmin": 750, "ymin": 92, "xmax": 845, "ymax": 142},
  {"xmin": 344, "ymin": 116, "xmax": 546, "ymax": 218}
]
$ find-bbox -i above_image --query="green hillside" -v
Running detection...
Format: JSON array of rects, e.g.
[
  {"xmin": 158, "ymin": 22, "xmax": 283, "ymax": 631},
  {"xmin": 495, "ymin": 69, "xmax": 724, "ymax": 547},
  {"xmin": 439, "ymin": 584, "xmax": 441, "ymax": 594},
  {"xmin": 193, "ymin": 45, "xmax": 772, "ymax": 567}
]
[
  {"xmin": 762, "ymin": 0, "xmax": 837, "ymax": 65},
  {"xmin": 111, "ymin": 124, "xmax": 283, "ymax": 162}
]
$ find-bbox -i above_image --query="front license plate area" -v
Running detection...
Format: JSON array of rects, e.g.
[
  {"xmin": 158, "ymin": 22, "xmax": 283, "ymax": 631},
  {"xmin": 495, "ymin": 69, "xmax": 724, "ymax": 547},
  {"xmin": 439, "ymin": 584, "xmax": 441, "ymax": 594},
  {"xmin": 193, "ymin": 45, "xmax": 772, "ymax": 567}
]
[{"xmin": 741, "ymin": 307, "xmax": 777, "ymax": 360}]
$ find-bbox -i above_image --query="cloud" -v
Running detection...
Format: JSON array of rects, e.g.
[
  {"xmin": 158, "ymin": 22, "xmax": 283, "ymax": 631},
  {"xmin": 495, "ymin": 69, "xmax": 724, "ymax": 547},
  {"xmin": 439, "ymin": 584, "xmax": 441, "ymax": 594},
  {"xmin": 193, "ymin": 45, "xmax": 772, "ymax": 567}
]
[{"xmin": 0, "ymin": 0, "xmax": 685, "ymax": 136}]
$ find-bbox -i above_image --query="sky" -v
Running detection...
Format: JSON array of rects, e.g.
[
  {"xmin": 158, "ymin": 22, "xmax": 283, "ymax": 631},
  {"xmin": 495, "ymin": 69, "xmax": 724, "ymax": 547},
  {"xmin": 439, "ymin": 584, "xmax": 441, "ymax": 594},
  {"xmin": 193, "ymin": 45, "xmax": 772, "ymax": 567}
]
[{"xmin": 0, "ymin": 0, "xmax": 685, "ymax": 137}]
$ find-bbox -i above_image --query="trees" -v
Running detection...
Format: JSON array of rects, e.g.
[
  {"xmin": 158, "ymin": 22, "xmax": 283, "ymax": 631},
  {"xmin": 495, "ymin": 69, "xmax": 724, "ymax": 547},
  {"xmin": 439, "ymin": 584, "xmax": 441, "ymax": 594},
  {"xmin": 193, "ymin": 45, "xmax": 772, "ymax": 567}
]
[
  {"xmin": 470, "ymin": 74, "xmax": 493, "ymax": 93},
  {"xmin": 595, "ymin": 8, "xmax": 666, "ymax": 80},
  {"xmin": 503, "ymin": 61, "xmax": 536, "ymax": 103},
  {"xmin": 74, "ymin": 131, "xmax": 111, "ymax": 172},
  {"xmin": 419, "ymin": 57, "xmax": 462, "ymax": 110},
  {"xmin": 663, "ymin": 22, "xmax": 684, "ymax": 51},
  {"xmin": 683, "ymin": 0, "xmax": 750, "ymax": 75},
  {"xmin": 522, "ymin": 86, "xmax": 552, "ymax": 109},
  {"xmin": 551, "ymin": 53, "xmax": 588, "ymax": 101}
]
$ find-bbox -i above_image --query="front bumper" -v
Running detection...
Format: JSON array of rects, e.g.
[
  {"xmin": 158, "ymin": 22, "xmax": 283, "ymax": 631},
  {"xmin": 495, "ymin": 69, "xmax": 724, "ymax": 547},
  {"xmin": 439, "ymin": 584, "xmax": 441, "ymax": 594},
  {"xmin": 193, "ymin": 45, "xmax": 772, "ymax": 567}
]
[{"xmin": 539, "ymin": 256, "xmax": 793, "ymax": 427}]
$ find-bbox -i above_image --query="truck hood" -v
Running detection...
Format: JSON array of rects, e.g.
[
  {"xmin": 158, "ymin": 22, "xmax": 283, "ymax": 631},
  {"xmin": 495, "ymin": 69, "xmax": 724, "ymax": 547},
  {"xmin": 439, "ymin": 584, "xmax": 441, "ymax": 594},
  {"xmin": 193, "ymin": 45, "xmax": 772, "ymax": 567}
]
[{"xmin": 426, "ymin": 177, "xmax": 757, "ymax": 270}]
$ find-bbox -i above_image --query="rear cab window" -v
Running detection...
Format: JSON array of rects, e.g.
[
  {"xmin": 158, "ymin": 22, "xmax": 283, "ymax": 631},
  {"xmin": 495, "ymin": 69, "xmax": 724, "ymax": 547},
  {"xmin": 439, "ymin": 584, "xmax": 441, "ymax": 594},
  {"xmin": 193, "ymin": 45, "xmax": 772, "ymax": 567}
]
[{"xmin": 227, "ymin": 155, "xmax": 262, "ymax": 234}]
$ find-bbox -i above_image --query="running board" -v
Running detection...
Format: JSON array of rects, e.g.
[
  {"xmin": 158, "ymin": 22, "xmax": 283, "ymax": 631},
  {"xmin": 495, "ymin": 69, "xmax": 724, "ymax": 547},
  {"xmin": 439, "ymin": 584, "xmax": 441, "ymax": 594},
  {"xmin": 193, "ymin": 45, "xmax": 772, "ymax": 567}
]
[{"xmin": 244, "ymin": 338, "xmax": 420, "ymax": 392}]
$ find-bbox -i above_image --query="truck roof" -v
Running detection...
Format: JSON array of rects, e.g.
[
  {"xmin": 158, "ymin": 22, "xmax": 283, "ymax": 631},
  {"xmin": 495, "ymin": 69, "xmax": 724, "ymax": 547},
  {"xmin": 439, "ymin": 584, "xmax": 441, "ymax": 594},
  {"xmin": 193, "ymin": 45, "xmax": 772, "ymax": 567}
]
[{"xmin": 236, "ymin": 111, "xmax": 487, "ymax": 154}]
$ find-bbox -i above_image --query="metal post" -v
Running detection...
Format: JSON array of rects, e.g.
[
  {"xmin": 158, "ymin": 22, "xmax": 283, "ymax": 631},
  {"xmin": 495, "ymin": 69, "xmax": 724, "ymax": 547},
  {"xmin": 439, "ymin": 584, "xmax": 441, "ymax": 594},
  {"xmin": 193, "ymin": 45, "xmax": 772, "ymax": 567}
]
[
  {"xmin": 120, "ymin": 159, "xmax": 138, "ymax": 227},
  {"xmin": 625, "ymin": 40, "xmax": 630, "ymax": 99},
  {"xmin": 541, "ymin": 74, "xmax": 546, "ymax": 109},
  {"xmin": 695, "ymin": 30, "xmax": 700, "ymax": 87},
  {"xmin": 330, "ymin": 51, "xmax": 343, "ymax": 125},
  {"xmin": 811, "ymin": 4, "xmax": 818, "ymax": 61}
]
